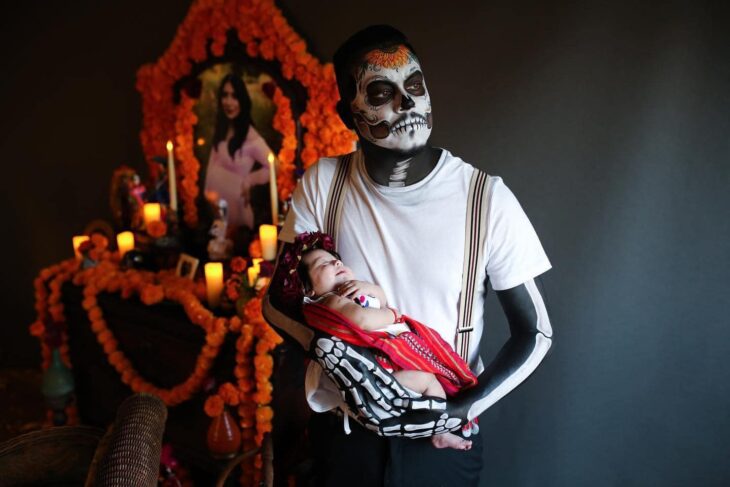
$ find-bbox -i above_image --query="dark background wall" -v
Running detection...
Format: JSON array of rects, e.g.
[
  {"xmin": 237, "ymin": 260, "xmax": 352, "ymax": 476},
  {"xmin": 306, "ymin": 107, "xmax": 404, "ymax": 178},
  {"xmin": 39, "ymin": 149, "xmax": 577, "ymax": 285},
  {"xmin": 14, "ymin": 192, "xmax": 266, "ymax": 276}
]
[{"xmin": 1, "ymin": 1, "xmax": 727, "ymax": 485}]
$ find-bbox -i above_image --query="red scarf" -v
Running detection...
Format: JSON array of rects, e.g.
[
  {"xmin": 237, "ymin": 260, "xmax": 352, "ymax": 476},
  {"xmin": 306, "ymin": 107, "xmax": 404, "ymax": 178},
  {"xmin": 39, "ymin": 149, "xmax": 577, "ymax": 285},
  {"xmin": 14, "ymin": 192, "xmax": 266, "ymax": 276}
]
[{"xmin": 303, "ymin": 303, "xmax": 477, "ymax": 396}]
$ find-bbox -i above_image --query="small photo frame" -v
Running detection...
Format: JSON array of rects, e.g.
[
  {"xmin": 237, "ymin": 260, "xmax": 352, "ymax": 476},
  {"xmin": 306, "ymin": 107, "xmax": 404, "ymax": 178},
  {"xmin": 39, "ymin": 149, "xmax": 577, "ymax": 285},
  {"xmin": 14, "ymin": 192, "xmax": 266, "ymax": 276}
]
[{"xmin": 176, "ymin": 253, "xmax": 200, "ymax": 280}]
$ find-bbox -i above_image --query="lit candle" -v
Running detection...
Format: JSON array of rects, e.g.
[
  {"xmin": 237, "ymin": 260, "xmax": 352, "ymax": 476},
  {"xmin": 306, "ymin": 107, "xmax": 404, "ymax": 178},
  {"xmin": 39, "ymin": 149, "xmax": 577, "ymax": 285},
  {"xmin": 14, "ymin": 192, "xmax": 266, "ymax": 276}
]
[
  {"xmin": 252, "ymin": 258, "xmax": 263, "ymax": 274},
  {"xmin": 116, "ymin": 231, "xmax": 135, "ymax": 257},
  {"xmin": 166, "ymin": 140, "xmax": 178, "ymax": 212},
  {"xmin": 247, "ymin": 266, "xmax": 259, "ymax": 287},
  {"xmin": 204, "ymin": 262, "xmax": 224, "ymax": 308},
  {"xmin": 267, "ymin": 152, "xmax": 278, "ymax": 226},
  {"xmin": 259, "ymin": 224, "xmax": 277, "ymax": 261},
  {"xmin": 143, "ymin": 203, "xmax": 161, "ymax": 226},
  {"xmin": 72, "ymin": 235, "xmax": 89, "ymax": 259}
]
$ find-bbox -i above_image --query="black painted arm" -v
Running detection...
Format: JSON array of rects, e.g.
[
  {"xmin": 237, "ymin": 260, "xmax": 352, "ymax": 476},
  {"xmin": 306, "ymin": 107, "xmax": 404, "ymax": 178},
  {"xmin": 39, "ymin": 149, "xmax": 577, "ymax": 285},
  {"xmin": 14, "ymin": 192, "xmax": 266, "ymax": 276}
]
[{"xmin": 449, "ymin": 277, "xmax": 553, "ymax": 419}]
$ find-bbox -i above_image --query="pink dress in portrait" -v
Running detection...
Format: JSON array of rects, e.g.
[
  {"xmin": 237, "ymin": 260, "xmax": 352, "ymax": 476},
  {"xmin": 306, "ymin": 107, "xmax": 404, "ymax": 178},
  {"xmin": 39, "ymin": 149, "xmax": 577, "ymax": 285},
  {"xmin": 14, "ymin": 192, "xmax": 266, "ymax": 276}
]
[{"xmin": 204, "ymin": 126, "xmax": 272, "ymax": 230}]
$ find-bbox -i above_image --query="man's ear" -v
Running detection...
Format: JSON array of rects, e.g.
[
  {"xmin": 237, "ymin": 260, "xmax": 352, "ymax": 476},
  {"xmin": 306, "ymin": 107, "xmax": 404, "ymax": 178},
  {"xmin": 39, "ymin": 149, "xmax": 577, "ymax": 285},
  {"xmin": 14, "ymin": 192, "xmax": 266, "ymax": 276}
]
[{"xmin": 337, "ymin": 99, "xmax": 356, "ymax": 130}]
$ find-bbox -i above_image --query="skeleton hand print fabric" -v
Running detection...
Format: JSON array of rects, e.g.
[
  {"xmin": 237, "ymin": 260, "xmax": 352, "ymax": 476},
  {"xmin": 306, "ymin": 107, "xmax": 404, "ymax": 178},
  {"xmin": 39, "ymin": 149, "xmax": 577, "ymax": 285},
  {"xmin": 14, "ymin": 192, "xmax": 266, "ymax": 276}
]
[{"xmin": 311, "ymin": 331, "xmax": 471, "ymax": 437}]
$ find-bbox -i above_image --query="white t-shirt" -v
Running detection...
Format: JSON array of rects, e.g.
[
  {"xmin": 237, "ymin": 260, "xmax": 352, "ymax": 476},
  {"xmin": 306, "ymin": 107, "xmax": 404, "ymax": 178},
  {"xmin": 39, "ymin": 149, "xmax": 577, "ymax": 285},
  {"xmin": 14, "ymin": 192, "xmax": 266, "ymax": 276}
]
[{"xmin": 280, "ymin": 149, "xmax": 551, "ymax": 412}]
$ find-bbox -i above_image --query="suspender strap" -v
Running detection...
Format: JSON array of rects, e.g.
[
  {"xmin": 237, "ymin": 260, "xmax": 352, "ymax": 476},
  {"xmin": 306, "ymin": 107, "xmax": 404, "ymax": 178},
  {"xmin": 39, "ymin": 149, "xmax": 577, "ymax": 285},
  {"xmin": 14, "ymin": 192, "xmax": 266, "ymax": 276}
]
[
  {"xmin": 324, "ymin": 152, "xmax": 354, "ymax": 243},
  {"xmin": 325, "ymin": 153, "xmax": 489, "ymax": 364},
  {"xmin": 456, "ymin": 169, "xmax": 492, "ymax": 363}
]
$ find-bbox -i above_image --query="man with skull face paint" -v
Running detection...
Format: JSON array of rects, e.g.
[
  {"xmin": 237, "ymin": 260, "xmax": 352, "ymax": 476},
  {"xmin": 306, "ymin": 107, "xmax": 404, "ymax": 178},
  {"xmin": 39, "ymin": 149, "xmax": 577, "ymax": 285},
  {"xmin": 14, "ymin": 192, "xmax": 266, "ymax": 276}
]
[{"xmin": 265, "ymin": 25, "xmax": 553, "ymax": 486}]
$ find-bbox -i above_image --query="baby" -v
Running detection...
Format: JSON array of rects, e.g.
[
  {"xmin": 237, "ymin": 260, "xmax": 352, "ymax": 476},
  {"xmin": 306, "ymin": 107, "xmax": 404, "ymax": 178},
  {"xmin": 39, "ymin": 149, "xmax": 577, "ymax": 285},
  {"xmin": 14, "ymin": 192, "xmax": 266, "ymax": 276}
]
[{"xmin": 299, "ymin": 248, "xmax": 473, "ymax": 450}]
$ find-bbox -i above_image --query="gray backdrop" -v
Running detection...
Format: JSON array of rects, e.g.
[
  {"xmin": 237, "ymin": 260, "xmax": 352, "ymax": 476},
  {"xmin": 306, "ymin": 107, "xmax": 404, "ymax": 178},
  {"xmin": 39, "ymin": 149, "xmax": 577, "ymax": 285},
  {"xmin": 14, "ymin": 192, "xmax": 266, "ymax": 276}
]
[{"xmin": 1, "ymin": 1, "xmax": 727, "ymax": 485}]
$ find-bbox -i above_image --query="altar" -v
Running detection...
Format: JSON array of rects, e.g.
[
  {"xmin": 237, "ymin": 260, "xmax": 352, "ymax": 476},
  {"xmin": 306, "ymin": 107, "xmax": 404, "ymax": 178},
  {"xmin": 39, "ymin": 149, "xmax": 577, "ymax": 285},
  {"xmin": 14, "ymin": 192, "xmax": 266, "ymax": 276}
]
[{"xmin": 28, "ymin": 0, "xmax": 356, "ymax": 485}]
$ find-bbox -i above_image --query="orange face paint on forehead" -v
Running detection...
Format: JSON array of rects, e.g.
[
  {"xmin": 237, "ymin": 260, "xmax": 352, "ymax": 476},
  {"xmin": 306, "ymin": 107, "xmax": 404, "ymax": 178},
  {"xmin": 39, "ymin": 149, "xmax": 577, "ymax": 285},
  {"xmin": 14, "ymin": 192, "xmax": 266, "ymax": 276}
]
[{"xmin": 364, "ymin": 44, "xmax": 412, "ymax": 69}]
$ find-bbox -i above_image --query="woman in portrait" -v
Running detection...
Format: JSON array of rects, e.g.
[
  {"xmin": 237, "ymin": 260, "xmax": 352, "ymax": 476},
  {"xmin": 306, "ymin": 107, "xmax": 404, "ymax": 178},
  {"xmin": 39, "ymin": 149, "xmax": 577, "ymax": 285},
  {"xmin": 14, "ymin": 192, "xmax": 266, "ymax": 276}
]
[{"xmin": 204, "ymin": 73, "xmax": 273, "ymax": 234}]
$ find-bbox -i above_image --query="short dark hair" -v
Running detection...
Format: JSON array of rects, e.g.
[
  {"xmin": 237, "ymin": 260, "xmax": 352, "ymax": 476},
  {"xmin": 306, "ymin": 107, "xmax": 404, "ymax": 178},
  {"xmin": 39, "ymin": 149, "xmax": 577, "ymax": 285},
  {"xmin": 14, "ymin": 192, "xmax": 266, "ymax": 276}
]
[
  {"xmin": 333, "ymin": 25, "xmax": 418, "ymax": 129},
  {"xmin": 297, "ymin": 248, "xmax": 342, "ymax": 294}
]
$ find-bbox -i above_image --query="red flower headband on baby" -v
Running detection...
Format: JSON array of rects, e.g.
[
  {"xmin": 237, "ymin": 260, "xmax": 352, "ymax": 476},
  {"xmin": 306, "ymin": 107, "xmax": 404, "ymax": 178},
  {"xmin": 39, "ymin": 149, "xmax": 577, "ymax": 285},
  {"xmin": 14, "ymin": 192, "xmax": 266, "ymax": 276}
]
[{"xmin": 270, "ymin": 231, "xmax": 336, "ymax": 314}]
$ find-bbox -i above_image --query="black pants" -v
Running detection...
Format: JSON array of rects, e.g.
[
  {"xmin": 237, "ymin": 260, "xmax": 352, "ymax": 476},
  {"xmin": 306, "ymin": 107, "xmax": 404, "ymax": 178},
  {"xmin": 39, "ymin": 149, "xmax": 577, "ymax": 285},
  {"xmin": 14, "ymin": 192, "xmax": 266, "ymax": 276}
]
[{"xmin": 308, "ymin": 412, "xmax": 483, "ymax": 487}]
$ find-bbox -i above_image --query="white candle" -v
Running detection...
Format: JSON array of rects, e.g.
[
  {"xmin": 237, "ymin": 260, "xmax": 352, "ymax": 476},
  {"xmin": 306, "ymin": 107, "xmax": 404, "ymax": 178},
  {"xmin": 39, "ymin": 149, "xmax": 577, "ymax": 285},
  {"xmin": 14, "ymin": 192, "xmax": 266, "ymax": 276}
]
[
  {"xmin": 167, "ymin": 140, "xmax": 178, "ymax": 212},
  {"xmin": 143, "ymin": 203, "xmax": 161, "ymax": 226},
  {"xmin": 72, "ymin": 235, "xmax": 89, "ymax": 259},
  {"xmin": 259, "ymin": 225, "xmax": 277, "ymax": 261},
  {"xmin": 247, "ymin": 266, "xmax": 259, "ymax": 287},
  {"xmin": 116, "ymin": 231, "xmax": 135, "ymax": 257},
  {"xmin": 268, "ymin": 152, "xmax": 278, "ymax": 226},
  {"xmin": 204, "ymin": 262, "xmax": 224, "ymax": 308}
]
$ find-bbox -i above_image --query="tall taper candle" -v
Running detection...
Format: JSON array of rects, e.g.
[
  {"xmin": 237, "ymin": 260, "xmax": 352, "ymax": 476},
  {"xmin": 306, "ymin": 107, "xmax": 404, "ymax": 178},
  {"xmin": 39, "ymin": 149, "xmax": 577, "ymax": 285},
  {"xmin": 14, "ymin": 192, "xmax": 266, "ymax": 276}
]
[
  {"xmin": 167, "ymin": 140, "xmax": 178, "ymax": 212},
  {"xmin": 267, "ymin": 152, "xmax": 278, "ymax": 226}
]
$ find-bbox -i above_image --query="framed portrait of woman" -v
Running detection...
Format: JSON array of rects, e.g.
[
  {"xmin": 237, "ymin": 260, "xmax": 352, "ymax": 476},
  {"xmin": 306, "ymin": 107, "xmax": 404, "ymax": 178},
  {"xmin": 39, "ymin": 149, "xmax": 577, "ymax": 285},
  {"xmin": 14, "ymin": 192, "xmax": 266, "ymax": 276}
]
[{"xmin": 192, "ymin": 62, "xmax": 285, "ymax": 252}]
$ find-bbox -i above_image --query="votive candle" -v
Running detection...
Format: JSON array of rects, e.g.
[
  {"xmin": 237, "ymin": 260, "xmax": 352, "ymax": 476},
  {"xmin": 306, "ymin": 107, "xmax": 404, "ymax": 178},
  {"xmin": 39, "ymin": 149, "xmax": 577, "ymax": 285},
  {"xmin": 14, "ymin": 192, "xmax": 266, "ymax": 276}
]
[
  {"xmin": 72, "ymin": 235, "xmax": 89, "ymax": 259},
  {"xmin": 143, "ymin": 203, "xmax": 161, "ymax": 226},
  {"xmin": 204, "ymin": 262, "xmax": 224, "ymax": 308},
  {"xmin": 259, "ymin": 225, "xmax": 277, "ymax": 261},
  {"xmin": 116, "ymin": 231, "xmax": 135, "ymax": 257},
  {"xmin": 252, "ymin": 258, "xmax": 263, "ymax": 274},
  {"xmin": 247, "ymin": 266, "xmax": 259, "ymax": 287}
]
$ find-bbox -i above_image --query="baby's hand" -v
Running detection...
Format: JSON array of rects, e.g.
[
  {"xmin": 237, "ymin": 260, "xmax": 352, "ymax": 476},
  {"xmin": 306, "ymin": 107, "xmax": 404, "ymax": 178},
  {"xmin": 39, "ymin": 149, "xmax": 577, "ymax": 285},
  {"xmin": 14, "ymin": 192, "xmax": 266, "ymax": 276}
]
[{"xmin": 337, "ymin": 280, "xmax": 379, "ymax": 300}]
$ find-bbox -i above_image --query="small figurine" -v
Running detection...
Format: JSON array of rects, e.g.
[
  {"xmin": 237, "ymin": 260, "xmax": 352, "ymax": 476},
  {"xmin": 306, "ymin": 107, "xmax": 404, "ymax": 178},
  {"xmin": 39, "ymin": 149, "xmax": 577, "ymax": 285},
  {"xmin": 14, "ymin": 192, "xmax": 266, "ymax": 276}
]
[
  {"xmin": 110, "ymin": 166, "xmax": 146, "ymax": 229},
  {"xmin": 208, "ymin": 219, "xmax": 233, "ymax": 261},
  {"xmin": 128, "ymin": 174, "xmax": 146, "ymax": 208},
  {"xmin": 207, "ymin": 199, "xmax": 233, "ymax": 261}
]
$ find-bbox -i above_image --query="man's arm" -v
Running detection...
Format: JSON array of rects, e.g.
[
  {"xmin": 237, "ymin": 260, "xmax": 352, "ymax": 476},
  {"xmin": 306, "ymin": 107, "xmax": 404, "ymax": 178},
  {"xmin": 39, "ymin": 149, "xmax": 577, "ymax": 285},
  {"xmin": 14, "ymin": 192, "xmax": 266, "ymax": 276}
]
[{"xmin": 462, "ymin": 277, "xmax": 553, "ymax": 419}]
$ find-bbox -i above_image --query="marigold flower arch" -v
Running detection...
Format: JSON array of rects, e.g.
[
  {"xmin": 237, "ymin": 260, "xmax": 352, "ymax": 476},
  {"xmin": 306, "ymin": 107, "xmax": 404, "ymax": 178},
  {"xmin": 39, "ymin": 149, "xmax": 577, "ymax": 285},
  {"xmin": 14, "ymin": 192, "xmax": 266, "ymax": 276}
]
[{"xmin": 137, "ymin": 0, "xmax": 356, "ymax": 228}]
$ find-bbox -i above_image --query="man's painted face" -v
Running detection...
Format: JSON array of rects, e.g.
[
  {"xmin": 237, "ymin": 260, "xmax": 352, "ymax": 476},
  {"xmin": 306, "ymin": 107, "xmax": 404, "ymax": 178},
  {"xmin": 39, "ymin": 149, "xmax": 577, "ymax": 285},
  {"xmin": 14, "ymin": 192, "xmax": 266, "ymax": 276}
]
[{"xmin": 350, "ymin": 45, "xmax": 433, "ymax": 153}]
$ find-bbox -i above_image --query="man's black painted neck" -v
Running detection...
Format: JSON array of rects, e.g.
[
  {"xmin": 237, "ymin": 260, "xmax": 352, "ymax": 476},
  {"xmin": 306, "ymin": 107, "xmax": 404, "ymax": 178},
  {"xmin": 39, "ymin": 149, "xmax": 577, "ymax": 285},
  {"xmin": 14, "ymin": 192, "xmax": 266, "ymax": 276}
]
[{"xmin": 360, "ymin": 139, "xmax": 442, "ymax": 186}]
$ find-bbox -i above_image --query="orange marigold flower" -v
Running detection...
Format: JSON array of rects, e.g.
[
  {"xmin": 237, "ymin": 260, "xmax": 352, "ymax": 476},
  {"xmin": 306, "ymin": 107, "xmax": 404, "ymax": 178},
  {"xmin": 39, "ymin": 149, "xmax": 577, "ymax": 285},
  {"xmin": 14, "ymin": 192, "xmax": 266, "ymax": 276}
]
[
  {"xmin": 229, "ymin": 316, "xmax": 242, "ymax": 333},
  {"xmin": 140, "ymin": 284, "xmax": 165, "ymax": 305},
  {"xmin": 243, "ymin": 298, "xmax": 262, "ymax": 324},
  {"xmin": 90, "ymin": 233, "xmax": 109, "ymax": 250},
  {"xmin": 219, "ymin": 383, "xmax": 240, "ymax": 406},
  {"xmin": 230, "ymin": 256, "xmax": 247, "ymax": 273},
  {"xmin": 146, "ymin": 220, "xmax": 168, "ymax": 239},
  {"xmin": 226, "ymin": 283, "xmax": 240, "ymax": 301},
  {"xmin": 29, "ymin": 321, "xmax": 44, "ymax": 337},
  {"xmin": 248, "ymin": 239, "xmax": 262, "ymax": 259},
  {"xmin": 256, "ymin": 406, "xmax": 273, "ymax": 423},
  {"xmin": 204, "ymin": 395, "xmax": 225, "ymax": 417}
]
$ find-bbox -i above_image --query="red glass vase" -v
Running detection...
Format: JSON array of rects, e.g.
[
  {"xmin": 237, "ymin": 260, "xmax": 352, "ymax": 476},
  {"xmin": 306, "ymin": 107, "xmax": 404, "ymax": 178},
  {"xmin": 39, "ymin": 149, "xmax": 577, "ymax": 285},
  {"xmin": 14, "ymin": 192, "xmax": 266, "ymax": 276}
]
[{"xmin": 206, "ymin": 407, "xmax": 242, "ymax": 459}]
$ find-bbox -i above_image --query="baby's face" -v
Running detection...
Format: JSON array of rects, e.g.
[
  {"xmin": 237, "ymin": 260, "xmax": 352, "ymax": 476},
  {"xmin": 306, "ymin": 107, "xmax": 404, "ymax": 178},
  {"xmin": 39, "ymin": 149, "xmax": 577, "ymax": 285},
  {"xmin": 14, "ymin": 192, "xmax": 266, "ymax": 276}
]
[{"xmin": 303, "ymin": 249, "xmax": 354, "ymax": 297}]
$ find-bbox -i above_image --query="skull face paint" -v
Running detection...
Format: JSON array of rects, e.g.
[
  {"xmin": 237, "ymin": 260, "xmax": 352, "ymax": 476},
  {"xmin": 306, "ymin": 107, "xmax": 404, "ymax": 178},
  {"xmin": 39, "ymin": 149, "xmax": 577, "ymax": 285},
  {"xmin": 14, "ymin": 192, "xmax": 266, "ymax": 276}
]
[{"xmin": 350, "ymin": 45, "xmax": 433, "ymax": 153}]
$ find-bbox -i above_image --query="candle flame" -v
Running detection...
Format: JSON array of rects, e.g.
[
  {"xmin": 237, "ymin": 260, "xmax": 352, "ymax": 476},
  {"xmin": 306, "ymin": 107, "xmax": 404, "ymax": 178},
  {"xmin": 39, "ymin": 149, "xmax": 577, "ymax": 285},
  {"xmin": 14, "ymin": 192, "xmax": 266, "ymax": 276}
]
[
  {"xmin": 267, "ymin": 152, "xmax": 275, "ymax": 164},
  {"xmin": 166, "ymin": 140, "xmax": 173, "ymax": 151}
]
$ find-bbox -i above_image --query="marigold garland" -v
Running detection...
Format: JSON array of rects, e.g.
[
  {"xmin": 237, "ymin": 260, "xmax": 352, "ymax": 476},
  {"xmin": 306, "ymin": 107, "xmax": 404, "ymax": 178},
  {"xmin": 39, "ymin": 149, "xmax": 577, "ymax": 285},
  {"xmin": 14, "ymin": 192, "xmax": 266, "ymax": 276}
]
[
  {"xmin": 272, "ymin": 86, "xmax": 298, "ymax": 202},
  {"xmin": 29, "ymin": 257, "xmax": 81, "ymax": 426},
  {"xmin": 30, "ymin": 249, "xmax": 282, "ymax": 485},
  {"xmin": 173, "ymin": 94, "xmax": 201, "ymax": 227}
]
